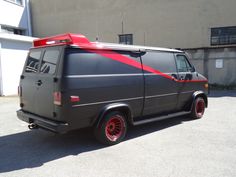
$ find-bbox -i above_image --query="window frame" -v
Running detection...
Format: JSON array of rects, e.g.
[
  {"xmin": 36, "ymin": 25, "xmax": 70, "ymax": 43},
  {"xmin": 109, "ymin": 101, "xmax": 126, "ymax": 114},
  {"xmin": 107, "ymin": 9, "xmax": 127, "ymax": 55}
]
[
  {"xmin": 211, "ymin": 26, "xmax": 236, "ymax": 46},
  {"xmin": 1, "ymin": 25, "xmax": 25, "ymax": 35},
  {"xmin": 118, "ymin": 34, "xmax": 133, "ymax": 45}
]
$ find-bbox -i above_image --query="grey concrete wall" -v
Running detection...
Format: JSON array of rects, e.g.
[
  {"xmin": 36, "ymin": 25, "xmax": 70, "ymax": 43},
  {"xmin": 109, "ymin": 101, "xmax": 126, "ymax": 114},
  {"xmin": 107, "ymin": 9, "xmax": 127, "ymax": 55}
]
[
  {"xmin": 185, "ymin": 47, "xmax": 236, "ymax": 86},
  {"xmin": 29, "ymin": 0, "xmax": 236, "ymax": 85},
  {"xmin": 30, "ymin": 0, "xmax": 236, "ymax": 49}
]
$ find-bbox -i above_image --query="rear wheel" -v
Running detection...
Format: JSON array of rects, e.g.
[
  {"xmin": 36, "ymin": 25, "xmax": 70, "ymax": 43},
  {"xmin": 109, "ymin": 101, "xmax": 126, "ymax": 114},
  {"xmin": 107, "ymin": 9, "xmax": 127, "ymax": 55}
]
[
  {"xmin": 94, "ymin": 111, "xmax": 127, "ymax": 145},
  {"xmin": 190, "ymin": 97, "xmax": 205, "ymax": 119}
]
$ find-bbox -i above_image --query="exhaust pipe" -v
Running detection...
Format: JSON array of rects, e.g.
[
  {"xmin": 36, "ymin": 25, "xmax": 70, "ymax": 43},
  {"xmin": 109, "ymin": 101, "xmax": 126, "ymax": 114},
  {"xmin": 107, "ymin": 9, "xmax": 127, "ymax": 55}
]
[{"xmin": 28, "ymin": 123, "xmax": 38, "ymax": 130}]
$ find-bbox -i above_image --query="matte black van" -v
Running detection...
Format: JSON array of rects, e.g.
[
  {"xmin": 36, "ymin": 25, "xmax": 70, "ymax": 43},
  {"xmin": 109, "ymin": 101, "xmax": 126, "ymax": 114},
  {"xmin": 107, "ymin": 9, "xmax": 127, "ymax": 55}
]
[{"xmin": 17, "ymin": 33, "xmax": 208, "ymax": 145}]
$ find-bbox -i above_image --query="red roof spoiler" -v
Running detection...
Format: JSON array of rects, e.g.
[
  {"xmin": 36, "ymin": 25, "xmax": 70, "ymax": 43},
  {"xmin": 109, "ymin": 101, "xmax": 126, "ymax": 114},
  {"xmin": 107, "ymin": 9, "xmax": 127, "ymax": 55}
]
[{"xmin": 33, "ymin": 33, "xmax": 90, "ymax": 47}]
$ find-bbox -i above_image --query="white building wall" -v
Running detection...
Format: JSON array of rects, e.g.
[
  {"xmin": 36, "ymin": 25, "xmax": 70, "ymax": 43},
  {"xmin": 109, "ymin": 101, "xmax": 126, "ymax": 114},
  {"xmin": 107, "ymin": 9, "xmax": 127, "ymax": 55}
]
[
  {"xmin": 0, "ymin": 0, "xmax": 31, "ymax": 35},
  {"xmin": 0, "ymin": 0, "xmax": 33, "ymax": 96},
  {"xmin": 0, "ymin": 34, "xmax": 35, "ymax": 96}
]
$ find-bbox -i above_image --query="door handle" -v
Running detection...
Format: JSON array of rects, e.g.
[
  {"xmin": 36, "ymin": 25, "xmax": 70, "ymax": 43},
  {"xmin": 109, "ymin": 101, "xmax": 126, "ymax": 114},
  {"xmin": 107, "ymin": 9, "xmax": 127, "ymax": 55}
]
[{"xmin": 36, "ymin": 80, "xmax": 42, "ymax": 86}]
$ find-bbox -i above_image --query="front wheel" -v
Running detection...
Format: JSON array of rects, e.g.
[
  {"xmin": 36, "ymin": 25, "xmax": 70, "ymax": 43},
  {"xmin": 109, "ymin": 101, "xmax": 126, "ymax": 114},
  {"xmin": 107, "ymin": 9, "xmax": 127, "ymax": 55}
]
[
  {"xmin": 94, "ymin": 111, "xmax": 127, "ymax": 145},
  {"xmin": 190, "ymin": 97, "xmax": 205, "ymax": 119}
]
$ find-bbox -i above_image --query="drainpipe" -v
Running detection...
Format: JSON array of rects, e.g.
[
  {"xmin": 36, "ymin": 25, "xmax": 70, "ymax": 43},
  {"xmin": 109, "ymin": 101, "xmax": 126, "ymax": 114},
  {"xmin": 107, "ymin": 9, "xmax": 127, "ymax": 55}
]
[
  {"xmin": 0, "ymin": 41, "xmax": 3, "ymax": 96},
  {"xmin": 203, "ymin": 48, "xmax": 209, "ymax": 80},
  {"xmin": 25, "ymin": 0, "xmax": 32, "ymax": 36}
]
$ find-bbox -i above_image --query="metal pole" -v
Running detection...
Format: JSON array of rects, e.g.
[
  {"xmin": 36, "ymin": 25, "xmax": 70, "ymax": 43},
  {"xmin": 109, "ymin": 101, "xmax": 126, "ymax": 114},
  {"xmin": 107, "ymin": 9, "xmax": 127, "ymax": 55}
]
[{"xmin": 0, "ymin": 41, "xmax": 3, "ymax": 96}]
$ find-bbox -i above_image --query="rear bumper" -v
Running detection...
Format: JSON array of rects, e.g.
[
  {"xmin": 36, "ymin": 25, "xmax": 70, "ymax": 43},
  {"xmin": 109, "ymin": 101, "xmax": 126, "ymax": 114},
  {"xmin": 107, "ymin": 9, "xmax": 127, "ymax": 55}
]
[{"xmin": 17, "ymin": 109, "xmax": 69, "ymax": 133}]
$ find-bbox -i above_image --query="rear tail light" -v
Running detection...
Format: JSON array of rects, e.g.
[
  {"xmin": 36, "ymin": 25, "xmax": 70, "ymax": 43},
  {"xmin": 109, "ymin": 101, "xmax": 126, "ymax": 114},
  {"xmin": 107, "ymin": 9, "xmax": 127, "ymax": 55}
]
[
  {"xmin": 70, "ymin": 96, "xmax": 80, "ymax": 102},
  {"xmin": 54, "ymin": 92, "xmax": 62, "ymax": 105}
]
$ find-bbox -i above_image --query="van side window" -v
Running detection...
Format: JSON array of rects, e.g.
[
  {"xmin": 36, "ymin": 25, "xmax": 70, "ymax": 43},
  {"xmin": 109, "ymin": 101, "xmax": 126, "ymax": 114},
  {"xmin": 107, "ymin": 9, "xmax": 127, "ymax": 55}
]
[
  {"xmin": 176, "ymin": 55, "xmax": 192, "ymax": 72},
  {"xmin": 64, "ymin": 49, "xmax": 142, "ymax": 75},
  {"xmin": 25, "ymin": 51, "xmax": 41, "ymax": 73},
  {"xmin": 142, "ymin": 52, "xmax": 176, "ymax": 73},
  {"xmin": 40, "ymin": 50, "xmax": 60, "ymax": 74}
]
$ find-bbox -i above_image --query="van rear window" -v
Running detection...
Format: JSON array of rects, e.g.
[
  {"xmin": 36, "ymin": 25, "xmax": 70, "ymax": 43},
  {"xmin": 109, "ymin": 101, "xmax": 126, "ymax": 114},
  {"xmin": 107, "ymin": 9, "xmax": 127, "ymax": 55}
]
[
  {"xmin": 25, "ymin": 51, "xmax": 41, "ymax": 73},
  {"xmin": 40, "ymin": 50, "xmax": 60, "ymax": 74}
]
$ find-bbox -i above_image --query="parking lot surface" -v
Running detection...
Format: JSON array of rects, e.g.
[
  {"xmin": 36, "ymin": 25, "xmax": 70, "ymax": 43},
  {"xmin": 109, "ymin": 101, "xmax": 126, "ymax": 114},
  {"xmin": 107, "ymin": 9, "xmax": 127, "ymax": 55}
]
[{"xmin": 0, "ymin": 91, "xmax": 236, "ymax": 177}]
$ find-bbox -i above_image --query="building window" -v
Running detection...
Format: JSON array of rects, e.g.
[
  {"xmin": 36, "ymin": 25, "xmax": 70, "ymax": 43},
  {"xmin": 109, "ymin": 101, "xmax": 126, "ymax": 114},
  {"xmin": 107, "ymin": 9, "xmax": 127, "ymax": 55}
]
[
  {"xmin": 1, "ymin": 25, "xmax": 25, "ymax": 35},
  {"xmin": 211, "ymin": 26, "xmax": 236, "ymax": 45},
  {"xmin": 119, "ymin": 34, "xmax": 133, "ymax": 45},
  {"xmin": 5, "ymin": 0, "xmax": 23, "ymax": 6}
]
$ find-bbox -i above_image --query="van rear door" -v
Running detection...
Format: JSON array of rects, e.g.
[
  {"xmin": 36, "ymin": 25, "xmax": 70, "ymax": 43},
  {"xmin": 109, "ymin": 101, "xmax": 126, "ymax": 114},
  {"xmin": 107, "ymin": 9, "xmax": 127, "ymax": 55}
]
[
  {"xmin": 20, "ymin": 46, "xmax": 61, "ymax": 119},
  {"xmin": 20, "ymin": 49, "xmax": 42, "ymax": 114},
  {"xmin": 34, "ymin": 47, "xmax": 61, "ymax": 118}
]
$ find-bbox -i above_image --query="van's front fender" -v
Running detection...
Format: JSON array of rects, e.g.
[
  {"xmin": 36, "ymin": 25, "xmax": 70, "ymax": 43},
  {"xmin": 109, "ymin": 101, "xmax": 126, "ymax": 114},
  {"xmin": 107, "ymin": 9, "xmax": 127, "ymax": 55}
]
[{"xmin": 192, "ymin": 90, "xmax": 208, "ymax": 108}]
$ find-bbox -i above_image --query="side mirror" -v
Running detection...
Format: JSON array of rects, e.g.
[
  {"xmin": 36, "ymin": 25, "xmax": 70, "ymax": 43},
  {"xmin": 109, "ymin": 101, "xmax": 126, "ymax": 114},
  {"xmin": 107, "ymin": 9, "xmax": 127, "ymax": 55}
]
[
  {"xmin": 190, "ymin": 66, "xmax": 195, "ymax": 72},
  {"xmin": 186, "ymin": 73, "xmax": 193, "ymax": 80}
]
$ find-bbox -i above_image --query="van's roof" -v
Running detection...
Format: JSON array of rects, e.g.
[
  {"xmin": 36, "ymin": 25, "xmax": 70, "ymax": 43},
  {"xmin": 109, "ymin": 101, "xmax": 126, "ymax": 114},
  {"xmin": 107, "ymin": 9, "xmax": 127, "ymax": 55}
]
[
  {"xmin": 33, "ymin": 33, "xmax": 183, "ymax": 53},
  {"xmin": 89, "ymin": 42, "xmax": 183, "ymax": 53}
]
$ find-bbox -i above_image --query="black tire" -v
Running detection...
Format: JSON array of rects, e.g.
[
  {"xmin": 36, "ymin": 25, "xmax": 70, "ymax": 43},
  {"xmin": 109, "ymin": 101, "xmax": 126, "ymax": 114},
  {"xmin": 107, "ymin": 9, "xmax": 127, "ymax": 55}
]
[
  {"xmin": 94, "ymin": 111, "xmax": 127, "ymax": 145},
  {"xmin": 190, "ymin": 97, "xmax": 205, "ymax": 119}
]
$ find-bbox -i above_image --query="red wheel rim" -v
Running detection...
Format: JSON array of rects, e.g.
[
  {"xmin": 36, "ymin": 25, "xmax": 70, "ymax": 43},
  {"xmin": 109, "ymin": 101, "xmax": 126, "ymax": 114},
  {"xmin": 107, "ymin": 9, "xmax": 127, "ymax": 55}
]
[
  {"xmin": 195, "ymin": 99, "xmax": 205, "ymax": 117},
  {"xmin": 105, "ymin": 115, "xmax": 125, "ymax": 142}
]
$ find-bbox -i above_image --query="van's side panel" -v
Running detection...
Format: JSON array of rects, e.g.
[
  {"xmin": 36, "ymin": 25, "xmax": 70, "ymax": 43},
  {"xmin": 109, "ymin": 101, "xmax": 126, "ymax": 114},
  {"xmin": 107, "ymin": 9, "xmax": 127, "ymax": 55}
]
[
  {"xmin": 141, "ymin": 51, "xmax": 179, "ymax": 119},
  {"xmin": 61, "ymin": 48, "xmax": 144, "ymax": 129}
]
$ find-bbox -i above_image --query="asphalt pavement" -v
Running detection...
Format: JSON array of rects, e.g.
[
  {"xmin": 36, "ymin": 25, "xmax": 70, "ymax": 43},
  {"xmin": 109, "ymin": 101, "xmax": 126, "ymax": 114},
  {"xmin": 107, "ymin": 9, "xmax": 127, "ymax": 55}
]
[{"xmin": 0, "ymin": 90, "xmax": 236, "ymax": 177}]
